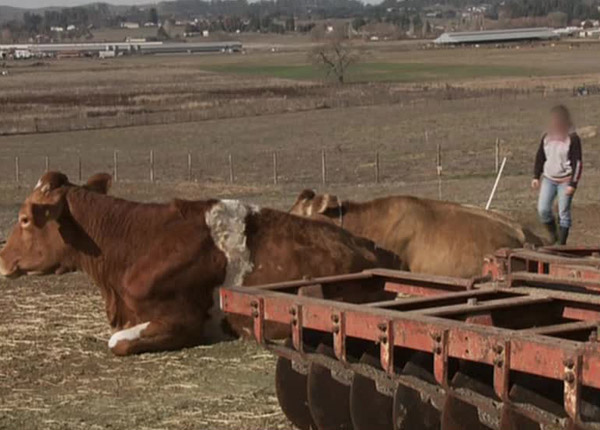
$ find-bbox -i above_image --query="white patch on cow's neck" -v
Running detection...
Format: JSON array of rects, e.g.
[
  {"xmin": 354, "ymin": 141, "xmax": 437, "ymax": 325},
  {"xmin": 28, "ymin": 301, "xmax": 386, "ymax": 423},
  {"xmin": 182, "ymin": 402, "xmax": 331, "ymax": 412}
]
[
  {"xmin": 205, "ymin": 199, "xmax": 256, "ymax": 288},
  {"xmin": 204, "ymin": 200, "xmax": 257, "ymax": 341},
  {"xmin": 108, "ymin": 322, "xmax": 150, "ymax": 349}
]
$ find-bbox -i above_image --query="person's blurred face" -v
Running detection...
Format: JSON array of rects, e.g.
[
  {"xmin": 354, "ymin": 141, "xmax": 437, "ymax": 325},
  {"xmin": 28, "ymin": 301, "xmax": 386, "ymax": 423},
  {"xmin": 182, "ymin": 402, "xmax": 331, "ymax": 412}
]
[{"xmin": 549, "ymin": 111, "xmax": 570, "ymax": 136}]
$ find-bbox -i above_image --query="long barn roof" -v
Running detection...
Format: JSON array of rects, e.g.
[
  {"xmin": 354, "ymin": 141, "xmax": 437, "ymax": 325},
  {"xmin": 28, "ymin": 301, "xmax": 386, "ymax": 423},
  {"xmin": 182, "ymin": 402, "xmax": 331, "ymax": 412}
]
[{"xmin": 435, "ymin": 27, "xmax": 558, "ymax": 45}]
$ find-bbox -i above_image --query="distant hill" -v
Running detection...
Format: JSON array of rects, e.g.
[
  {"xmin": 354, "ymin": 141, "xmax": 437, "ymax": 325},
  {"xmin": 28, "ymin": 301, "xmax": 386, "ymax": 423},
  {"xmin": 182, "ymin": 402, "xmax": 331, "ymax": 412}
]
[
  {"xmin": 1, "ymin": 0, "xmax": 599, "ymax": 29},
  {"xmin": 0, "ymin": 2, "xmax": 132, "ymax": 25},
  {"xmin": 0, "ymin": 5, "xmax": 27, "ymax": 24}
]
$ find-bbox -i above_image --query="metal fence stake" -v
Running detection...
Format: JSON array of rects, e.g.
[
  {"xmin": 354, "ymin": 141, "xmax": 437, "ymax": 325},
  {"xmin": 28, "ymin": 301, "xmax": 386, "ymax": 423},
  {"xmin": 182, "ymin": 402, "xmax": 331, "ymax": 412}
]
[
  {"xmin": 150, "ymin": 150, "xmax": 155, "ymax": 183},
  {"xmin": 486, "ymin": 157, "xmax": 508, "ymax": 210},
  {"xmin": 272, "ymin": 151, "xmax": 278, "ymax": 185},
  {"xmin": 321, "ymin": 150, "xmax": 327, "ymax": 185},
  {"xmin": 113, "ymin": 150, "xmax": 118, "ymax": 182}
]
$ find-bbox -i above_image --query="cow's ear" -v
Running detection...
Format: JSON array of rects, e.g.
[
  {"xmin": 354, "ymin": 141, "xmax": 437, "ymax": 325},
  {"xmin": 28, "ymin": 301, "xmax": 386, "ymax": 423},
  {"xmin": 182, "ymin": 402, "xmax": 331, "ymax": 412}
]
[
  {"xmin": 31, "ymin": 194, "xmax": 66, "ymax": 228},
  {"xmin": 34, "ymin": 171, "xmax": 70, "ymax": 194},
  {"xmin": 317, "ymin": 194, "xmax": 339, "ymax": 214},
  {"xmin": 85, "ymin": 173, "xmax": 112, "ymax": 194},
  {"xmin": 297, "ymin": 189, "xmax": 316, "ymax": 202}
]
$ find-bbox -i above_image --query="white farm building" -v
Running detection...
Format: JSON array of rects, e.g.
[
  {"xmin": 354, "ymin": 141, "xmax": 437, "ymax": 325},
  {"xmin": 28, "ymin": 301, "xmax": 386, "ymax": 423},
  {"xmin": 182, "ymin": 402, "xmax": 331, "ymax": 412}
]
[{"xmin": 435, "ymin": 28, "xmax": 559, "ymax": 45}]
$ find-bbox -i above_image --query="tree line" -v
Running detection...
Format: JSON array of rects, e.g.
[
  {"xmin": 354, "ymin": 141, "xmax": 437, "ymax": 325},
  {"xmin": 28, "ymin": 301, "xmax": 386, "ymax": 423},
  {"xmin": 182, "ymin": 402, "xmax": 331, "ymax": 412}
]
[{"xmin": 1, "ymin": 0, "xmax": 599, "ymax": 43}]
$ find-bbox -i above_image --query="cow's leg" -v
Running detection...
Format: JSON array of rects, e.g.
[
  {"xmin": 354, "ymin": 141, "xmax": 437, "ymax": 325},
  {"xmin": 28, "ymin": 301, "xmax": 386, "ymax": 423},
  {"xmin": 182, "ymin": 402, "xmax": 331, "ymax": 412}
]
[{"xmin": 108, "ymin": 321, "xmax": 200, "ymax": 356}]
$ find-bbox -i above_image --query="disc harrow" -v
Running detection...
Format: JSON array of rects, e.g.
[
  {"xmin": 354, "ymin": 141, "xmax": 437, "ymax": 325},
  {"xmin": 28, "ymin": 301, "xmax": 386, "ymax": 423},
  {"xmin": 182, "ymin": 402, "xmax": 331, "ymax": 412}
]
[{"xmin": 221, "ymin": 258, "xmax": 600, "ymax": 430}]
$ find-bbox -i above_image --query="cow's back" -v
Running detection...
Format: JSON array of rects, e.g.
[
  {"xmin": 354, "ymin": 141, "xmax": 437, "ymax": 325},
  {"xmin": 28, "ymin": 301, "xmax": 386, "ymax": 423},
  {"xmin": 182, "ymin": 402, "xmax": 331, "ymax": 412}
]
[
  {"xmin": 386, "ymin": 197, "xmax": 538, "ymax": 278},
  {"xmin": 244, "ymin": 208, "xmax": 401, "ymax": 286},
  {"xmin": 223, "ymin": 208, "xmax": 401, "ymax": 339}
]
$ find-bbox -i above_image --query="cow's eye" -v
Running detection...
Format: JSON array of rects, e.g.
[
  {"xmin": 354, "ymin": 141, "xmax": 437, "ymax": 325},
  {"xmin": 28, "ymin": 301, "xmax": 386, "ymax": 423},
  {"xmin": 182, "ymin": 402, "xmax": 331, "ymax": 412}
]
[{"xmin": 20, "ymin": 216, "xmax": 31, "ymax": 228}]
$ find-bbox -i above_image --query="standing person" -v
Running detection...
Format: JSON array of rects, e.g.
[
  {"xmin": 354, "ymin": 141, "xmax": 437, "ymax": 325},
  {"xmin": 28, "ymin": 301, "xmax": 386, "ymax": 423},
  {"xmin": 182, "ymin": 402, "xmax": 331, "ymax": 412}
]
[{"xmin": 532, "ymin": 105, "xmax": 582, "ymax": 245}]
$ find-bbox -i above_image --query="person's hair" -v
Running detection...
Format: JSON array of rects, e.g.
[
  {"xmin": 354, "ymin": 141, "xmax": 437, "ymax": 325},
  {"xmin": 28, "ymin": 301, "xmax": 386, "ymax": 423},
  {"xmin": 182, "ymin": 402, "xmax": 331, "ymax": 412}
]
[{"xmin": 550, "ymin": 104, "xmax": 573, "ymax": 128}]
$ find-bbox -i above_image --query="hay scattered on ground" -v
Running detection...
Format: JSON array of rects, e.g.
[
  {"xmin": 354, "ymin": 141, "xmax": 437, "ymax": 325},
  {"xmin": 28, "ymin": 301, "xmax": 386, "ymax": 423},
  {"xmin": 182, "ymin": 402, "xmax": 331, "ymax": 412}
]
[{"xmin": 0, "ymin": 274, "xmax": 290, "ymax": 430}]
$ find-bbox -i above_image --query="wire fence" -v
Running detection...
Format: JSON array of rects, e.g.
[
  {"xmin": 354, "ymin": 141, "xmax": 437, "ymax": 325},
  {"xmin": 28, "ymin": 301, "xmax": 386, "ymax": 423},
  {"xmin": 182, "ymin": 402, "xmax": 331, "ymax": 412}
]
[{"xmin": 0, "ymin": 139, "xmax": 538, "ymax": 194}]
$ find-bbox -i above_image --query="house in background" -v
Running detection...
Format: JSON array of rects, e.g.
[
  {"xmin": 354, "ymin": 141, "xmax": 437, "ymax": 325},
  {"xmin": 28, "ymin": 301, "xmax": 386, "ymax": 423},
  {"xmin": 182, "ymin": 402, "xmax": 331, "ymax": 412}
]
[{"xmin": 120, "ymin": 22, "xmax": 140, "ymax": 29}]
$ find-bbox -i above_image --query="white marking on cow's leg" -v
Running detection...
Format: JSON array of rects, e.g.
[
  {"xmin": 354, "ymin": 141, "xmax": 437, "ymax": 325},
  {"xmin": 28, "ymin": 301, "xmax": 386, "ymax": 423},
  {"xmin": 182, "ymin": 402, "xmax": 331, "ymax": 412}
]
[
  {"xmin": 108, "ymin": 322, "xmax": 150, "ymax": 349},
  {"xmin": 205, "ymin": 200, "xmax": 256, "ymax": 288}
]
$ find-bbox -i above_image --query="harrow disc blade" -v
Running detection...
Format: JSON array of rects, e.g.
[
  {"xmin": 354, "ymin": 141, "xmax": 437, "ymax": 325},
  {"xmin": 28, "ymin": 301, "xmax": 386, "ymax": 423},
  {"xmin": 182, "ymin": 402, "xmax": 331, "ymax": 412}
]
[
  {"xmin": 275, "ymin": 354, "xmax": 315, "ymax": 430},
  {"xmin": 394, "ymin": 353, "xmax": 440, "ymax": 430},
  {"xmin": 499, "ymin": 405, "xmax": 541, "ymax": 430},
  {"xmin": 440, "ymin": 392, "xmax": 490, "ymax": 430},
  {"xmin": 307, "ymin": 343, "xmax": 353, "ymax": 430},
  {"xmin": 393, "ymin": 383, "xmax": 440, "ymax": 430},
  {"xmin": 349, "ymin": 353, "xmax": 393, "ymax": 430},
  {"xmin": 567, "ymin": 421, "xmax": 586, "ymax": 430}
]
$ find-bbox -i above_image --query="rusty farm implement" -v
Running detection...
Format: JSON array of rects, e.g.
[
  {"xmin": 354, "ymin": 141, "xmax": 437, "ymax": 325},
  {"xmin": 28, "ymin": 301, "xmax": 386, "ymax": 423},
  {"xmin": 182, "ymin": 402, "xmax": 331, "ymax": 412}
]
[{"xmin": 220, "ymin": 247, "xmax": 600, "ymax": 430}]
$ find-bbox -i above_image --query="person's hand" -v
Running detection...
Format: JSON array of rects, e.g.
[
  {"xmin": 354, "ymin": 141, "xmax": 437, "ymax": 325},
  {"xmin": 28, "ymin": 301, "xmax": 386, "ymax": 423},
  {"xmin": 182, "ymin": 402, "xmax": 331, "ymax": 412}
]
[
  {"xmin": 566, "ymin": 186, "xmax": 576, "ymax": 196},
  {"xmin": 531, "ymin": 179, "xmax": 540, "ymax": 190}
]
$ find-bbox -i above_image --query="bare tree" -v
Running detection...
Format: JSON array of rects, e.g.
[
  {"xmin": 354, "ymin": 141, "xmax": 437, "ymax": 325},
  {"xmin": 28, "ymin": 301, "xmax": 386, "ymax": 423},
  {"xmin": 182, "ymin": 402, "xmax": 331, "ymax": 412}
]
[{"xmin": 310, "ymin": 36, "xmax": 359, "ymax": 85}]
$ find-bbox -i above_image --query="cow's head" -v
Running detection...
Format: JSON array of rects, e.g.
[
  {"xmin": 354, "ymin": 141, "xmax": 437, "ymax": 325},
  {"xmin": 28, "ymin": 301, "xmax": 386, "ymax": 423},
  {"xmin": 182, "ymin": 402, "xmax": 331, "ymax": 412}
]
[
  {"xmin": 289, "ymin": 189, "xmax": 341, "ymax": 224},
  {"xmin": 0, "ymin": 172, "xmax": 112, "ymax": 278}
]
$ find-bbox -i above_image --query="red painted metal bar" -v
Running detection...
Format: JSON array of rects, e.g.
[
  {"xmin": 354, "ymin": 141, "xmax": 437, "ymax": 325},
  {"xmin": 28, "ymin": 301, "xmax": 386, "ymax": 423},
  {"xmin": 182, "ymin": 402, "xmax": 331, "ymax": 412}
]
[
  {"xmin": 417, "ymin": 295, "xmax": 551, "ymax": 317},
  {"xmin": 367, "ymin": 289, "xmax": 519, "ymax": 309},
  {"xmin": 523, "ymin": 320, "xmax": 599, "ymax": 336},
  {"xmin": 220, "ymin": 284, "xmax": 600, "ymax": 390}
]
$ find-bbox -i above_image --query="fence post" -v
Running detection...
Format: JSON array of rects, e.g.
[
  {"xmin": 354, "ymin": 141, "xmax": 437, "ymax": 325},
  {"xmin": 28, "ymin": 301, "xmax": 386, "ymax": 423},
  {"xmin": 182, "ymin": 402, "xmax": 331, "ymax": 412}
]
[
  {"xmin": 495, "ymin": 138, "xmax": 500, "ymax": 173},
  {"xmin": 436, "ymin": 140, "xmax": 443, "ymax": 201},
  {"xmin": 45, "ymin": 156, "xmax": 49, "ymax": 172},
  {"xmin": 14, "ymin": 156, "xmax": 19, "ymax": 184},
  {"xmin": 375, "ymin": 151, "xmax": 380, "ymax": 183},
  {"xmin": 113, "ymin": 150, "xmax": 118, "ymax": 182},
  {"xmin": 321, "ymin": 149, "xmax": 327, "ymax": 185},
  {"xmin": 228, "ymin": 153, "xmax": 234, "ymax": 183},
  {"xmin": 272, "ymin": 151, "xmax": 278, "ymax": 185},
  {"xmin": 150, "ymin": 150, "xmax": 155, "ymax": 183},
  {"xmin": 187, "ymin": 152, "xmax": 192, "ymax": 182},
  {"xmin": 78, "ymin": 156, "xmax": 82, "ymax": 182}
]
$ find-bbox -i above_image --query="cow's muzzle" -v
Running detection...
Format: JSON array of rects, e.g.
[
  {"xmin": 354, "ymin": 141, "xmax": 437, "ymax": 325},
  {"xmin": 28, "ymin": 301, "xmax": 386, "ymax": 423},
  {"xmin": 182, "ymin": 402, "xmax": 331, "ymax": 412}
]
[{"xmin": 0, "ymin": 253, "xmax": 20, "ymax": 278}]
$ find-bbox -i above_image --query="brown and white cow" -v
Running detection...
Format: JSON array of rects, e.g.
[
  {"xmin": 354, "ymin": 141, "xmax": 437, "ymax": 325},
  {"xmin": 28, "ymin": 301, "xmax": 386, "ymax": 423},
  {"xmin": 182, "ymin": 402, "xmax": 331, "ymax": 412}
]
[
  {"xmin": 0, "ymin": 172, "xmax": 400, "ymax": 356},
  {"xmin": 290, "ymin": 190, "xmax": 543, "ymax": 278}
]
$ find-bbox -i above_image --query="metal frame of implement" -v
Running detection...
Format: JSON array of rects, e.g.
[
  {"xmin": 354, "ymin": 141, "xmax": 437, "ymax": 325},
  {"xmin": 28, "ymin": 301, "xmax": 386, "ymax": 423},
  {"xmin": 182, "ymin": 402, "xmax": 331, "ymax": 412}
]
[
  {"xmin": 484, "ymin": 246, "xmax": 600, "ymax": 291},
  {"xmin": 221, "ymin": 268, "xmax": 600, "ymax": 430}
]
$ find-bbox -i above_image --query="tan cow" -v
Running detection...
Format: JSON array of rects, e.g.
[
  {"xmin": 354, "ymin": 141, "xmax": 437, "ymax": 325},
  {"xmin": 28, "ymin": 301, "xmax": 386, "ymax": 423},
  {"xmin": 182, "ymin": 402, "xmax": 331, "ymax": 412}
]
[
  {"xmin": 290, "ymin": 190, "xmax": 542, "ymax": 278},
  {"xmin": 0, "ymin": 172, "xmax": 401, "ymax": 356}
]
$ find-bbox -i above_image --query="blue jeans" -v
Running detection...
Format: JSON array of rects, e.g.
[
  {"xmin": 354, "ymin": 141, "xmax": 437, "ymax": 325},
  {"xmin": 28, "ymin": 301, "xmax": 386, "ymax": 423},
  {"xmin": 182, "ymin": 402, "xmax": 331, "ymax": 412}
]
[{"xmin": 537, "ymin": 177, "xmax": 573, "ymax": 228}]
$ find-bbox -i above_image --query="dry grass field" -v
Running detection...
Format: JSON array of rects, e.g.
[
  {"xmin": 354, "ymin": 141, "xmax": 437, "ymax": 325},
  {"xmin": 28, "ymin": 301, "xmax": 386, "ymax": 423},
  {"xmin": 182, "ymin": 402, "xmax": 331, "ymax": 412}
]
[{"xmin": 1, "ymin": 37, "xmax": 600, "ymax": 430}]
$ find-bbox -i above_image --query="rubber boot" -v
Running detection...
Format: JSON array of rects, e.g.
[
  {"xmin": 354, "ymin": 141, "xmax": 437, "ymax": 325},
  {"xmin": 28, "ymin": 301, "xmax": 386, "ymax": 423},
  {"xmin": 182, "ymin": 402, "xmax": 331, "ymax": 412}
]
[
  {"xmin": 558, "ymin": 227, "xmax": 569, "ymax": 245},
  {"xmin": 543, "ymin": 221, "xmax": 558, "ymax": 244}
]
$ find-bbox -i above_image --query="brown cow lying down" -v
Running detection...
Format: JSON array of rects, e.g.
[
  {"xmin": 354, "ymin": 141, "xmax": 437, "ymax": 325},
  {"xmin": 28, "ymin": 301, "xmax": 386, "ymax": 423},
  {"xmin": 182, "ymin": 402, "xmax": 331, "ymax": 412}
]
[
  {"xmin": 0, "ymin": 172, "xmax": 401, "ymax": 356},
  {"xmin": 290, "ymin": 190, "xmax": 543, "ymax": 279}
]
